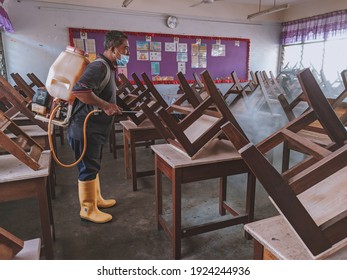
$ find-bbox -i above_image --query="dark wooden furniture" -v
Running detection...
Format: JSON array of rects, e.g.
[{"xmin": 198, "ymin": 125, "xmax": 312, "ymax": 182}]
[
  {"xmin": 0, "ymin": 150, "xmax": 54, "ymax": 259},
  {"xmin": 10, "ymin": 73, "xmax": 35, "ymax": 99},
  {"xmin": 120, "ymin": 72, "xmax": 201, "ymax": 191},
  {"xmin": 0, "ymin": 111, "xmax": 44, "ymax": 170},
  {"xmin": 152, "ymin": 140, "xmax": 256, "ymax": 259},
  {"xmin": 27, "ymin": 72, "xmax": 45, "ymax": 88},
  {"xmin": 150, "ymin": 70, "xmax": 245, "ymax": 159},
  {"xmin": 245, "ymin": 216, "xmax": 347, "ymax": 260},
  {"xmin": 120, "ymin": 118, "xmax": 162, "ymax": 191},
  {"xmin": 221, "ymin": 68, "xmax": 347, "ymax": 257},
  {"xmin": 0, "ymin": 76, "xmax": 48, "ymax": 131}
]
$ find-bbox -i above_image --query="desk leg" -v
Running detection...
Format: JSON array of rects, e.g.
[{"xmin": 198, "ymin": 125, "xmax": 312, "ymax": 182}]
[
  {"xmin": 219, "ymin": 176, "xmax": 227, "ymax": 216},
  {"xmin": 246, "ymin": 172, "xmax": 256, "ymax": 223},
  {"xmin": 245, "ymin": 172, "xmax": 256, "ymax": 240},
  {"xmin": 130, "ymin": 135, "xmax": 137, "ymax": 191},
  {"xmin": 172, "ymin": 169, "xmax": 182, "ymax": 260},
  {"xmin": 37, "ymin": 177, "xmax": 54, "ymax": 260},
  {"xmin": 253, "ymin": 239, "xmax": 264, "ymax": 260},
  {"xmin": 123, "ymin": 128, "xmax": 131, "ymax": 179},
  {"xmin": 155, "ymin": 155, "xmax": 162, "ymax": 231}
]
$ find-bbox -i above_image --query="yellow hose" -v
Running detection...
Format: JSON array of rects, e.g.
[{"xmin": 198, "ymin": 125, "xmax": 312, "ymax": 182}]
[{"xmin": 48, "ymin": 105, "xmax": 99, "ymax": 168}]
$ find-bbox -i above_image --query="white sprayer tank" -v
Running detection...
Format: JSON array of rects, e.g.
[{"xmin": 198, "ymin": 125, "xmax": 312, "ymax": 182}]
[{"xmin": 45, "ymin": 46, "xmax": 89, "ymax": 102}]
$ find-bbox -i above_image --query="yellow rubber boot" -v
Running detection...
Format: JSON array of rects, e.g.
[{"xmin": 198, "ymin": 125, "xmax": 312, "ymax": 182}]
[
  {"xmin": 78, "ymin": 179, "xmax": 112, "ymax": 223},
  {"xmin": 95, "ymin": 174, "xmax": 116, "ymax": 208}
]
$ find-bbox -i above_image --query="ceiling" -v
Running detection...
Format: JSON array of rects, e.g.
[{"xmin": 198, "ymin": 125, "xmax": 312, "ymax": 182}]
[{"xmin": 33, "ymin": 0, "xmax": 341, "ymax": 23}]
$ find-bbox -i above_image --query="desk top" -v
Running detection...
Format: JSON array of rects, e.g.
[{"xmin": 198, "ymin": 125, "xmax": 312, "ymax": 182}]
[
  {"xmin": 120, "ymin": 118, "xmax": 155, "ymax": 130},
  {"xmin": 151, "ymin": 139, "xmax": 241, "ymax": 168},
  {"xmin": 0, "ymin": 150, "xmax": 51, "ymax": 183},
  {"xmin": 244, "ymin": 215, "xmax": 347, "ymax": 260}
]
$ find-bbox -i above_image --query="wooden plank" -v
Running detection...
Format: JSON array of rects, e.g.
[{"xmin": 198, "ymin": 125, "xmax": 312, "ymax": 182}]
[{"xmin": 244, "ymin": 215, "xmax": 347, "ymax": 260}]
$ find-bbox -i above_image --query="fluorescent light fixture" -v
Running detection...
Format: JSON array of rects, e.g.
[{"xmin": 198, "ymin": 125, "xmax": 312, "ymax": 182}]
[
  {"xmin": 122, "ymin": 0, "xmax": 134, "ymax": 7},
  {"xmin": 247, "ymin": 3, "xmax": 289, "ymax": 20}
]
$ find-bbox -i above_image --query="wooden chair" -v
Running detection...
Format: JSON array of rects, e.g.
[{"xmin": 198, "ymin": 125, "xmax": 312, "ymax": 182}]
[
  {"xmin": 0, "ymin": 111, "xmax": 44, "ymax": 170},
  {"xmin": 224, "ymin": 71, "xmax": 256, "ymax": 107},
  {"xmin": 117, "ymin": 73, "xmax": 135, "ymax": 95},
  {"xmin": 115, "ymin": 72, "xmax": 168, "ymax": 126},
  {"xmin": 253, "ymin": 71, "xmax": 283, "ymax": 116},
  {"xmin": 27, "ymin": 72, "xmax": 45, "ymax": 88},
  {"xmin": 191, "ymin": 72, "xmax": 207, "ymax": 101},
  {"xmin": 140, "ymin": 71, "xmax": 204, "ymax": 141},
  {"xmin": 221, "ymin": 68, "xmax": 347, "ymax": 257},
  {"xmin": 144, "ymin": 70, "xmax": 247, "ymax": 159},
  {"xmin": 0, "ymin": 76, "xmax": 48, "ymax": 131},
  {"xmin": 109, "ymin": 73, "xmax": 147, "ymax": 158},
  {"xmin": 10, "ymin": 73, "xmax": 35, "ymax": 100}
]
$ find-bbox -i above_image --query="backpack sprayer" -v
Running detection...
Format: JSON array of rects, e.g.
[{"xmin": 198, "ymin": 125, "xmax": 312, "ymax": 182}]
[{"xmin": 32, "ymin": 46, "xmax": 100, "ymax": 168}]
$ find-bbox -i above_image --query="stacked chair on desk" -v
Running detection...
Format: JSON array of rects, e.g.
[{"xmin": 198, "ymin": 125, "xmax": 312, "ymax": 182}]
[
  {"xmin": 276, "ymin": 69, "xmax": 347, "ymax": 171},
  {"xmin": 116, "ymin": 71, "xmax": 207, "ymax": 191},
  {"xmin": 223, "ymin": 71, "xmax": 257, "ymax": 107},
  {"xmin": 0, "ymin": 75, "xmax": 55, "ymax": 259},
  {"xmin": 141, "ymin": 70, "xmax": 246, "ymax": 159},
  {"xmin": 221, "ymin": 68, "xmax": 347, "ymax": 258},
  {"xmin": 109, "ymin": 72, "xmax": 146, "ymax": 158},
  {"xmin": 140, "ymin": 70, "xmax": 256, "ymax": 259}
]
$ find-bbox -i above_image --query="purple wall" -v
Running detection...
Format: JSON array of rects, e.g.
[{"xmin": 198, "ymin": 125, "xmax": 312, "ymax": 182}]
[{"xmin": 70, "ymin": 28, "xmax": 250, "ymax": 83}]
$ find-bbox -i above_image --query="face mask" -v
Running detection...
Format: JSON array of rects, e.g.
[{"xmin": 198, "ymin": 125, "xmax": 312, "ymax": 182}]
[{"xmin": 114, "ymin": 48, "xmax": 129, "ymax": 66}]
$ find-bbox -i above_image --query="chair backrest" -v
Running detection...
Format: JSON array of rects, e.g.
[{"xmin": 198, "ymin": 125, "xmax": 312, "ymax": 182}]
[
  {"xmin": 0, "ymin": 111, "xmax": 44, "ymax": 170},
  {"xmin": 222, "ymin": 119, "xmax": 346, "ymax": 257},
  {"xmin": 10, "ymin": 73, "xmax": 35, "ymax": 99},
  {"xmin": 176, "ymin": 72, "xmax": 203, "ymax": 108},
  {"xmin": 297, "ymin": 68, "xmax": 347, "ymax": 148},
  {"xmin": 27, "ymin": 73, "xmax": 45, "ymax": 88},
  {"xmin": 221, "ymin": 70, "xmax": 347, "ymax": 257},
  {"xmin": 148, "ymin": 70, "xmax": 248, "ymax": 158},
  {"xmin": 0, "ymin": 76, "xmax": 48, "ymax": 131},
  {"xmin": 117, "ymin": 73, "xmax": 135, "ymax": 95}
]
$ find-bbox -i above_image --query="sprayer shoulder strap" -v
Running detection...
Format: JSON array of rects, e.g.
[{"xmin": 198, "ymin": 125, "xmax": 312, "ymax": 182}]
[{"xmin": 93, "ymin": 58, "xmax": 111, "ymax": 95}]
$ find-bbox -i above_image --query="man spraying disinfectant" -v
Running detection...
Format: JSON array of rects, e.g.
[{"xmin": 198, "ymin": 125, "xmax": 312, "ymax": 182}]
[{"xmin": 67, "ymin": 30, "xmax": 128, "ymax": 224}]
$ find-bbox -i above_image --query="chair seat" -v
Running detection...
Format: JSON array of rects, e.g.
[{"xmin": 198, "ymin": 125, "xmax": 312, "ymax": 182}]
[
  {"xmin": 185, "ymin": 114, "xmax": 220, "ymax": 143},
  {"xmin": 297, "ymin": 129, "xmax": 332, "ymax": 146},
  {"xmin": 298, "ymin": 166, "xmax": 347, "ymax": 226}
]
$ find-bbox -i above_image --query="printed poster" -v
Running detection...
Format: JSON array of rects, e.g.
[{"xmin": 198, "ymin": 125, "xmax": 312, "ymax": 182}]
[
  {"xmin": 176, "ymin": 52, "xmax": 188, "ymax": 62},
  {"xmin": 137, "ymin": 51, "xmax": 149, "ymax": 61},
  {"xmin": 150, "ymin": 42, "xmax": 161, "ymax": 52},
  {"xmin": 177, "ymin": 43, "xmax": 187, "ymax": 53},
  {"xmin": 178, "ymin": 62, "xmax": 186, "ymax": 75},
  {"xmin": 165, "ymin": 42, "xmax": 176, "ymax": 52},
  {"xmin": 211, "ymin": 44, "xmax": 226, "ymax": 56},
  {"xmin": 136, "ymin": 41, "xmax": 149, "ymax": 51},
  {"xmin": 150, "ymin": 52, "xmax": 162, "ymax": 61},
  {"xmin": 151, "ymin": 62, "xmax": 160, "ymax": 75}
]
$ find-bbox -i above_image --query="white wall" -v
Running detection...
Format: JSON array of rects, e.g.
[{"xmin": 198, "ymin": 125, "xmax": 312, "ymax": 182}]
[{"xmin": 3, "ymin": 0, "xmax": 281, "ymax": 86}]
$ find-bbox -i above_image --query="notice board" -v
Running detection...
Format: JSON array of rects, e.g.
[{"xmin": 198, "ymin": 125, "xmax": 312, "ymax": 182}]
[{"xmin": 69, "ymin": 28, "xmax": 250, "ymax": 84}]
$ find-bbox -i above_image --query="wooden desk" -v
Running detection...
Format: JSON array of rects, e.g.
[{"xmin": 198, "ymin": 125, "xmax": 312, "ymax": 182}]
[
  {"xmin": 120, "ymin": 119, "xmax": 162, "ymax": 191},
  {"xmin": 245, "ymin": 215, "xmax": 347, "ymax": 260},
  {"xmin": 151, "ymin": 139, "xmax": 256, "ymax": 259},
  {"xmin": 0, "ymin": 151, "xmax": 54, "ymax": 259}
]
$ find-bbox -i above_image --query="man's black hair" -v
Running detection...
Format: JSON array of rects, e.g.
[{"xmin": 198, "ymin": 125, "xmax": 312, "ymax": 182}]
[{"xmin": 104, "ymin": 30, "xmax": 128, "ymax": 50}]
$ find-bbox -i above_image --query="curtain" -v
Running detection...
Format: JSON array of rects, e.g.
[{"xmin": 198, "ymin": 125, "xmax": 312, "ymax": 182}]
[
  {"xmin": 0, "ymin": 1, "xmax": 14, "ymax": 32},
  {"xmin": 281, "ymin": 9, "xmax": 347, "ymax": 45}
]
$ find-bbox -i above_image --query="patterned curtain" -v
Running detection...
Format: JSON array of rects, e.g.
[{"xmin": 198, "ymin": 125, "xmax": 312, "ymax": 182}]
[
  {"xmin": 0, "ymin": 1, "xmax": 14, "ymax": 32},
  {"xmin": 281, "ymin": 9, "xmax": 347, "ymax": 45}
]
